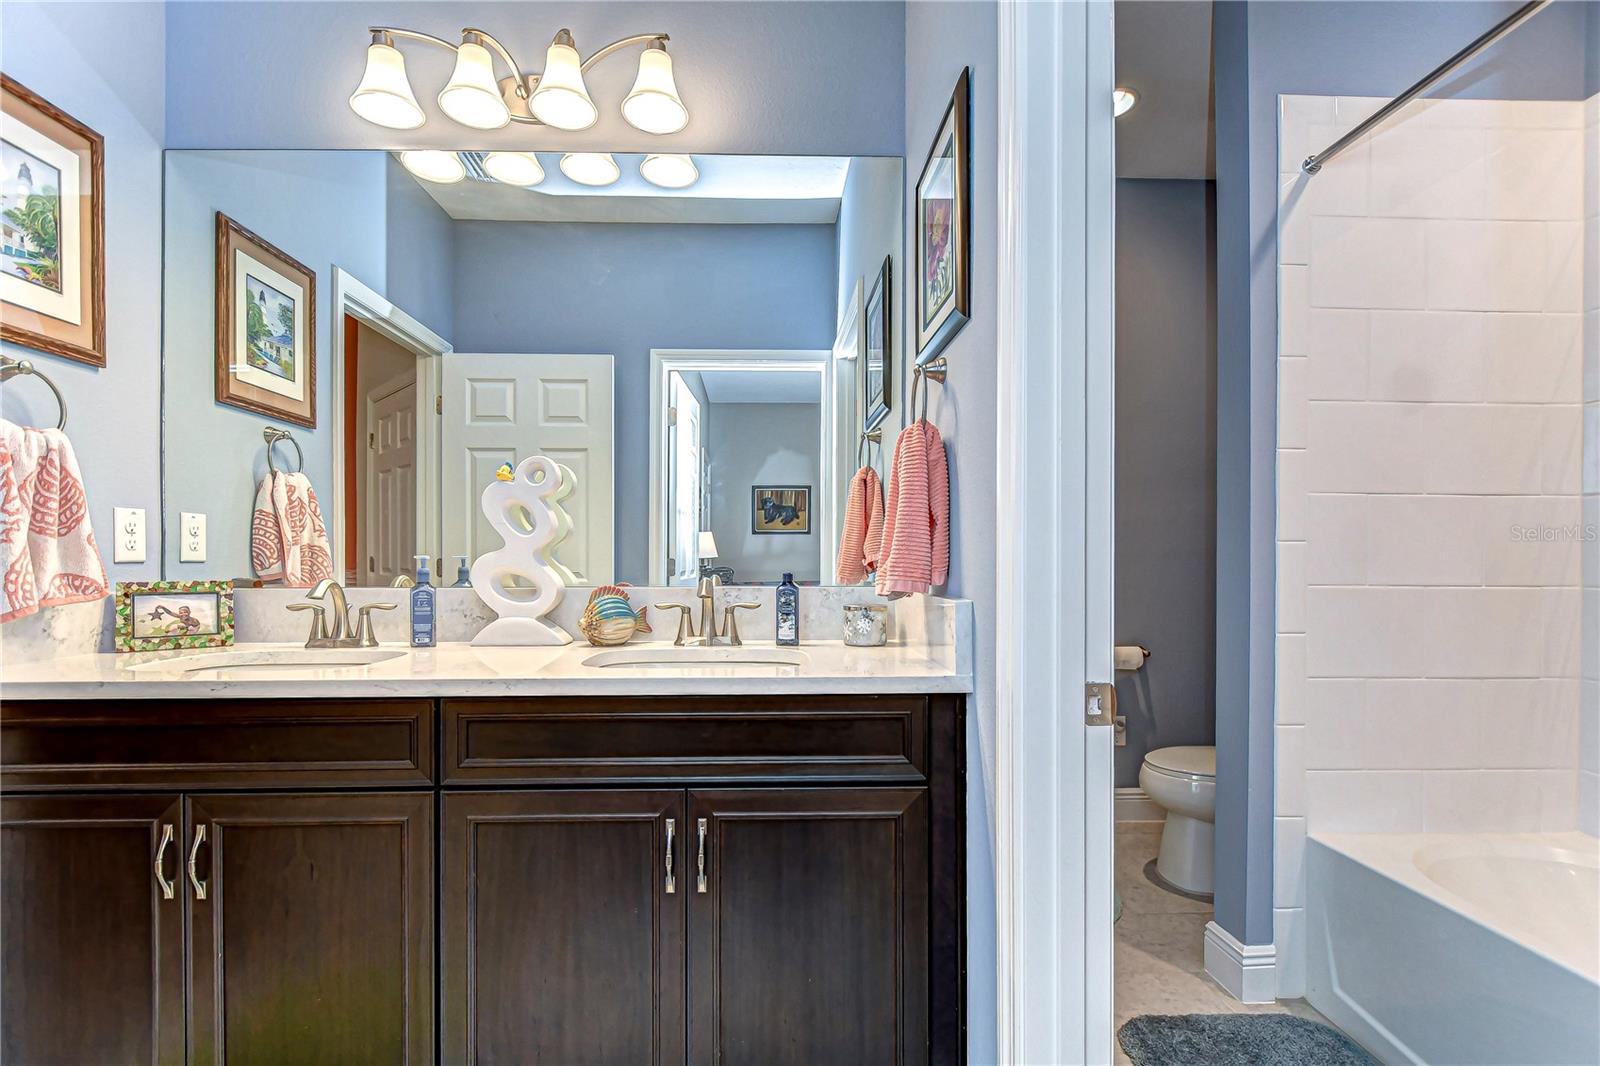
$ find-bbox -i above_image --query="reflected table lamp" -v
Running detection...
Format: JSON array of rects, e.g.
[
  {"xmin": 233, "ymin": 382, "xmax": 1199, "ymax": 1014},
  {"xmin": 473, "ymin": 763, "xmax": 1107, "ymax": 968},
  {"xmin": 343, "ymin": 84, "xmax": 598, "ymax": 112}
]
[{"xmin": 697, "ymin": 531, "xmax": 719, "ymax": 577}]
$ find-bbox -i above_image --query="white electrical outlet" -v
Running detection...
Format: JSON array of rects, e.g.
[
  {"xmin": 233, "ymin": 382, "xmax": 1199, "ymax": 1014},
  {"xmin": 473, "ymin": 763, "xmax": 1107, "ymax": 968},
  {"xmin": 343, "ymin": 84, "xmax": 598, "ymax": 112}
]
[
  {"xmin": 112, "ymin": 507, "xmax": 146, "ymax": 563},
  {"xmin": 180, "ymin": 512, "xmax": 207, "ymax": 563}
]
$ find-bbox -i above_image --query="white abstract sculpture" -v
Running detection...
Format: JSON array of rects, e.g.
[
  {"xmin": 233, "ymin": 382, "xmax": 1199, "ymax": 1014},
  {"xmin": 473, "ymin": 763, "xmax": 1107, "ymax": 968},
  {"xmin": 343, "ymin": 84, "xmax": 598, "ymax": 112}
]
[
  {"xmin": 546, "ymin": 463, "xmax": 581, "ymax": 585},
  {"xmin": 470, "ymin": 455, "xmax": 573, "ymax": 646}
]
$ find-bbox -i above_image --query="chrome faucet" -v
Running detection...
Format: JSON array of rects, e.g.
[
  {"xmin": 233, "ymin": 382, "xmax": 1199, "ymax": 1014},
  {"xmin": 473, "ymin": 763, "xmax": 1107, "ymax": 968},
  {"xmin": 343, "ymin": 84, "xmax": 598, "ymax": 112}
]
[
  {"xmin": 654, "ymin": 577, "xmax": 762, "ymax": 648},
  {"xmin": 694, "ymin": 576, "xmax": 722, "ymax": 647},
  {"xmin": 289, "ymin": 579, "xmax": 395, "ymax": 648}
]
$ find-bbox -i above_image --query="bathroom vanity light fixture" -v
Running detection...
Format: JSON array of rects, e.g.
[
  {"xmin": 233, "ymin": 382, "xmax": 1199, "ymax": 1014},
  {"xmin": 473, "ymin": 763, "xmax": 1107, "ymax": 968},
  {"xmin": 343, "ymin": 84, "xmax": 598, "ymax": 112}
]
[
  {"xmin": 1113, "ymin": 87, "xmax": 1139, "ymax": 117},
  {"xmin": 560, "ymin": 152, "xmax": 621, "ymax": 187},
  {"xmin": 639, "ymin": 153, "xmax": 698, "ymax": 189},
  {"xmin": 349, "ymin": 26, "xmax": 686, "ymax": 134},
  {"xmin": 399, "ymin": 149, "xmax": 466, "ymax": 184},
  {"xmin": 483, "ymin": 150, "xmax": 546, "ymax": 186}
]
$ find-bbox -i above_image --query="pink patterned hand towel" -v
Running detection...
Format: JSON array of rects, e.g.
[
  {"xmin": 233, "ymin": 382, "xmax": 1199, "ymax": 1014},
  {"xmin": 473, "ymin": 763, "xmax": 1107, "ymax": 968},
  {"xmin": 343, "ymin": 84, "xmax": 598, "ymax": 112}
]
[
  {"xmin": 875, "ymin": 420, "xmax": 950, "ymax": 598},
  {"xmin": 0, "ymin": 419, "xmax": 109, "ymax": 623},
  {"xmin": 251, "ymin": 471, "xmax": 333, "ymax": 587},
  {"xmin": 834, "ymin": 465, "xmax": 885, "ymax": 584}
]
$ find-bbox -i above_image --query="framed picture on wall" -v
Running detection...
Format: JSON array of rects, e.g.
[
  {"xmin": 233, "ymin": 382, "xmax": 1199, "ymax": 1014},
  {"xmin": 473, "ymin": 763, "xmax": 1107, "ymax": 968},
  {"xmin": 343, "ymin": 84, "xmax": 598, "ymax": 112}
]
[
  {"xmin": 114, "ymin": 580, "xmax": 235, "ymax": 653},
  {"xmin": 0, "ymin": 75, "xmax": 106, "ymax": 367},
  {"xmin": 862, "ymin": 254, "xmax": 892, "ymax": 432},
  {"xmin": 751, "ymin": 485, "xmax": 811, "ymax": 535},
  {"xmin": 914, "ymin": 67, "xmax": 971, "ymax": 365},
  {"xmin": 215, "ymin": 212, "xmax": 316, "ymax": 428}
]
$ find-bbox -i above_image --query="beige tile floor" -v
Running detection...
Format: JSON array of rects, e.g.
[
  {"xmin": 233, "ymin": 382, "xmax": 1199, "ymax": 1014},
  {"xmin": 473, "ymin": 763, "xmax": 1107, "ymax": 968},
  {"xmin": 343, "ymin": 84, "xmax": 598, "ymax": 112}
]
[{"xmin": 1114, "ymin": 822, "xmax": 1330, "ymax": 1065}]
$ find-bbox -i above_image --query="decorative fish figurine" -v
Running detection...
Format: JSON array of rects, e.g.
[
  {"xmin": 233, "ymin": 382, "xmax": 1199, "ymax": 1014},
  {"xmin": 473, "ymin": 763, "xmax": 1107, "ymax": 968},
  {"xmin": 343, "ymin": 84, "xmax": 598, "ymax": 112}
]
[
  {"xmin": 578, "ymin": 585, "xmax": 652, "ymax": 646},
  {"xmin": 495, "ymin": 462, "xmax": 516, "ymax": 482}
]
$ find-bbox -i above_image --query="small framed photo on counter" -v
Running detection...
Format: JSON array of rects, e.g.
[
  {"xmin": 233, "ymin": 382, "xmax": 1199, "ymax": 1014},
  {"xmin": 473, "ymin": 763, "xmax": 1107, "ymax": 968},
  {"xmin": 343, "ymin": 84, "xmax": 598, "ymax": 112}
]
[{"xmin": 115, "ymin": 580, "xmax": 235, "ymax": 652}]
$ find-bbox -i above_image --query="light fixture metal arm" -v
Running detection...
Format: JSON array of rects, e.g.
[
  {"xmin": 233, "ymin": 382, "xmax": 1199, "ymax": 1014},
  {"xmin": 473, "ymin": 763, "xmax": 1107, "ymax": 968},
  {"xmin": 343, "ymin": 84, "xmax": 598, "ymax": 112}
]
[
  {"xmin": 462, "ymin": 28, "xmax": 530, "ymax": 98},
  {"xmin": 369, "ymin": 26, "xmax": 458, "ymax": 52},
  {"xmin": 581, "ymin": 33, "xmax": 670, "ymax": 73}
]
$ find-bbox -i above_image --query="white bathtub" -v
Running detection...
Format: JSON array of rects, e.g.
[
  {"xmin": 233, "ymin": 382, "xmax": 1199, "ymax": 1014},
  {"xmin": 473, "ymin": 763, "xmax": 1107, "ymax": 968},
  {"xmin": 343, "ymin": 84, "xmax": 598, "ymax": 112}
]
[{"xmin": 1306, "ymin": 832, "xmax": 1600, "ymax": 1066}]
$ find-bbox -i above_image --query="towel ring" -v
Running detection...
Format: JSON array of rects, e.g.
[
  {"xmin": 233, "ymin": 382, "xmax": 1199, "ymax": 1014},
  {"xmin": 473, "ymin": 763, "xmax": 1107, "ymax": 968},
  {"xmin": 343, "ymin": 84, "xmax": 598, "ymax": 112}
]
[
  {"xmin": 856, "ymin": 428, "xmax": 882, "ymax": 467},
  {"xmin": 0, "ymin": 355, "xmax": 66, "ymax": 431},
  {"xmin": 263, "ymin": 426, "xmax": 303, "ymax": 474},
  {"xmin": 910, "ymin": 356, "xmax": 948, "ymax": 424}
]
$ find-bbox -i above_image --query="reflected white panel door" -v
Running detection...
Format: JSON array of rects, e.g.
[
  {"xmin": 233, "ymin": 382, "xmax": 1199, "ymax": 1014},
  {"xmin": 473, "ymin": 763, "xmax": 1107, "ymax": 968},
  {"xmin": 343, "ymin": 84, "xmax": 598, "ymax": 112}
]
[
  {"xmin": 441, "ymin": 354, "xmax": 615, "ymax": 584},
  {"xmin": 365, "ymin": 374, "xmax": 417, "ymax": 585},
  {"xmin": 667, "ymin": 373, "xmax": 702, "ymax": 586}
]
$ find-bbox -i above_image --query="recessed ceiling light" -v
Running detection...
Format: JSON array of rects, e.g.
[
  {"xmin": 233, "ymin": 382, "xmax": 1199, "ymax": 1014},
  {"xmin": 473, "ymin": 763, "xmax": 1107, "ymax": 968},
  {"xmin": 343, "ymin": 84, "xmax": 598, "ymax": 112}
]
[
  {"xmin": 400, "ymin": 150, "xmax": 466, "ymax": 184},
  {"xmin": 559, "ymin": 152, "xmax": 621, "ymax": 187},
  {"xmin": 483, "ymin": 151, "xmax": 546, "ymax": 187},
  {"xmin": 1113, "ymin": 87, "xmax": 1138, "ymax": 118},
  {"xmin": 640, "ymin": 154, "xmax": 699, "ymax": 189}
]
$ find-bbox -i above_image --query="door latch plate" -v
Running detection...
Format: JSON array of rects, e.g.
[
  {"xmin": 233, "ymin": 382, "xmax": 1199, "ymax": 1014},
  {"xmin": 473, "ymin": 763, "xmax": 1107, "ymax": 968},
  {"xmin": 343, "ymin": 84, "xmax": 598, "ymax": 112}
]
[{"xmin": 1085, "ymin": 682, "xmax": 1117, "ymax": 727}]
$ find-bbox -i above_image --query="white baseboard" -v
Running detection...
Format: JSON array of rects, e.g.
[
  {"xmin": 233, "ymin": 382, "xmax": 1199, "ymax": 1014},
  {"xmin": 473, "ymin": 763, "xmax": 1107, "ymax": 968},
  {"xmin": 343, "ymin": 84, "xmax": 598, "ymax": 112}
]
[
  {"xmin": 1204, "ymin": 920, "xmax": 1277, "ymax": 1004},
  {"xmin": 1115, "ymin": 787, "xmax": 1164, "ymax": 823}
]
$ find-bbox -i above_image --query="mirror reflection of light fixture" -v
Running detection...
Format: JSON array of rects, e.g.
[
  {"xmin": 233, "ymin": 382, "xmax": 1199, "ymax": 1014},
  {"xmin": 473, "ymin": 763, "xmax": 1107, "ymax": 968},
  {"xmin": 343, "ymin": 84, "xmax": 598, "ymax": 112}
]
[
  {"xmin": 697, "ymin": 531, "xmax": 719, "ymax": 576},
  {"xmin": 484, "ymin": 151, "xmax": 546, "ymax": 186},
  {"xmin": 348, "ymin": 24, "xmax": 685, "ymax": 134},
  {"xmin": 530, "ymin": 30, "xmax": 599, "ymax": 131},
  {"xmin": 622, "ymin": 41, "xmax": 688, "ymax": 134},
  {"xmin": 400, "ymin": 150, "xmax": 466, "ymax": 184},
  {"xmin": 439, "ymin": 34, "xmax": 511, "ymax": 129},
  {"xmin": 1113, "ymin": 87, "xmax": 1138, "ymax": 117},
  {"xmin": 349, "ymin": 34, "xmax": 425, "ymax": 129},
  {"xmin": 639, "ymin": 153, "xmax": 698, "ymax": 189},
  {"xmin": 560, "ymin": 152, "xmax": 620, "ymax": 187}
]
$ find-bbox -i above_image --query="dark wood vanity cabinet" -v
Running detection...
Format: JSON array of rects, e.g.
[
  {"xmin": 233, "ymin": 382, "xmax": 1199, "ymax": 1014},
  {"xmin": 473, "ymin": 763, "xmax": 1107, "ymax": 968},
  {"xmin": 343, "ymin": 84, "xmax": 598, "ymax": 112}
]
[{"xmin": 1, "ymin": 694, "xmax": 964, "ymax": 1066}]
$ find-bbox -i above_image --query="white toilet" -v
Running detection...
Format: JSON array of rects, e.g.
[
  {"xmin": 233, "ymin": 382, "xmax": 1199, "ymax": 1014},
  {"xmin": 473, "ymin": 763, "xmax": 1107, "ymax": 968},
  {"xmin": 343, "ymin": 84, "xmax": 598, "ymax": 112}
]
[{"xmin": 1138, "ymin": 745, "xmax": 1216, "ymax": 896}]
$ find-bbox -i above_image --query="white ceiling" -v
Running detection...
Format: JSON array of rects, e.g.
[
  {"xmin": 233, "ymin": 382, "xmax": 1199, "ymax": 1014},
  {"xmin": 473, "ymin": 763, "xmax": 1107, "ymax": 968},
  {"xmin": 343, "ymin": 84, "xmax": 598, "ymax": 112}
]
[
  {"xmin": 1114, "ymin": 0, "xmax": 1215, "ymax": 180},
  {"xmin": 409, "ymin": 153, "xmax": 853, "ymax": 224},
  {"xmin": 699, "ymin": 369, "xmax": 820, "ymax": 405}
]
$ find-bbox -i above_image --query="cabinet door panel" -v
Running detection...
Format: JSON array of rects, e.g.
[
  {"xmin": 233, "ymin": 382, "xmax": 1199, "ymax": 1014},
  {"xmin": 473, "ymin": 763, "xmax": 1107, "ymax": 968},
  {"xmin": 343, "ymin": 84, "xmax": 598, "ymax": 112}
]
[
  {"xmin": 1, "ymin": 794, "xmax": 185, "ymax": 1065},
  {"xmin": 688, "ymin": 788, "xmax": 929, "ymax": 1065},
  {"xmin": 442, "ymin": 790, "xmax": 686, "ymax": 1065},
  {"xmin": 186, "ymin": 792, "xmax": 434, "ymax": 1065}
]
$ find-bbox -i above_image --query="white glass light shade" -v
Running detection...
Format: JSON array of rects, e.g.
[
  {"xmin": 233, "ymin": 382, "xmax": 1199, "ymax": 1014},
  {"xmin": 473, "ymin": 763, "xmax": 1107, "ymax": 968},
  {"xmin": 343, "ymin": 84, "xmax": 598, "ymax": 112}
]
[
  {"xmin": 559, "ymin": 152, "xmax": 620, "ymax": 187},
  {"xmin": 1113, "ymin": 87, "xmax": 1138, "ymax": 117},
  {"xmin": 530, "ymin": 41, "xmax": 598, "ymax": 130},
  {"xmin": 639, "ymin": 153, "xmax": 698, "ymax": 189},
  {"xmin": 400, "ymin": 150, "xmax": 466, "ymax": 184},
  {"xmin": 439, "ymin": 41, "xmax": 510, "ymax": 129},
  {"xmin": 349, "ymin": 42, "xmax": 425, "ymax": 129},
  {"xmin": 484, "ymin": 151, "xmax": 546, "ymax": 186},
  {"xmin": 622, "ymin": 46, "xmax": 688, "ymax": 134},
  {"xmin": 697, "ymin": 531, "xmax": 719, "ymax": 559}
]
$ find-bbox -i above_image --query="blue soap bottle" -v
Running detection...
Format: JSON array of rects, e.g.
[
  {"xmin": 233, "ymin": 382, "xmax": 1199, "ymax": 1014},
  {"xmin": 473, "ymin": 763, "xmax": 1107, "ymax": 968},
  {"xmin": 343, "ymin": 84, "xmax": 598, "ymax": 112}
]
[
  {"xmin": 410, "ymin": 554, "xmax": 436, "ymax": 647},
  {"xmin": 775, "ymin": 572, "xmax": 800, "ymax": 646},
  {"xmin": 451, "ymin": 555, "xmax": 472, "ymax": 588}
]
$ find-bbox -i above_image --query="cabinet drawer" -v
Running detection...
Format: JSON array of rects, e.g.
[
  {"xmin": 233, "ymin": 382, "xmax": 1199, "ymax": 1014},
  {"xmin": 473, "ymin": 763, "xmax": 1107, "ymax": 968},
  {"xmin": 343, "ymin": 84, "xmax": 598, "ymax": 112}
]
[
  {"xmin": 1, "ymin": 699, "xmax": 433, "ymax": 790},
  {"xmin": 443, "ymin": 696, "xmax": 928, "ymax": 784}
]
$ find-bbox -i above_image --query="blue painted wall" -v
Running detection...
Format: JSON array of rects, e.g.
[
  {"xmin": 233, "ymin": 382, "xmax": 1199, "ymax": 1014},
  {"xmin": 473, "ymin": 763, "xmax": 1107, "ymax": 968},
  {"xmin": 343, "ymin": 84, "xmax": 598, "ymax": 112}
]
[
  {"xmin": 0, "ymin": 2, "xmax": 166, "ymax": 585},
  {"xmin": 1213, "ymin": 0, "xmax": 1599, "ymax": 948},
  {"xmin": 385, "ymin": 155, "xmax": 455, "ymax": 343},
  {"xmin": 163, "ymin": 1, "xmax": 906, "ymax": 157},
  {"xmin": 448, "ymin": 220, "xmax": 838, "ymax": 583},
  {"xmin": 905, "ymin": 2, "xmax": 997, "ymax": 1058}
]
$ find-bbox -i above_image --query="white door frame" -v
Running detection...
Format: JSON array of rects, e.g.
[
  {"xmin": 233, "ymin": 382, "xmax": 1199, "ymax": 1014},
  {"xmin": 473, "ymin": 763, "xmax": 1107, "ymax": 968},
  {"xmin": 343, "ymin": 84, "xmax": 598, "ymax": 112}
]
[
  {"xmin": 647, "ymin": 349, "xmax": 835, "ymax": 586},
  {"xmin": 330, "ymin": 267, "xmax": 452, "ymax": 582},
  {"xmin": 994, "ymin": 2, "xmax": 1117, "ymax": 1064}
]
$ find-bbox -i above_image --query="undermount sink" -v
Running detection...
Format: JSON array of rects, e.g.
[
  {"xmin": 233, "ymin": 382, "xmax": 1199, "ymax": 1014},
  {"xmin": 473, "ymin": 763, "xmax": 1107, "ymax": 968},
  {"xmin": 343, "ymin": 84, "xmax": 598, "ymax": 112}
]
[
  {"xmin": 582, "ymin": 646, "xmax": 809, "ymax": 671},
  {"xmin": 126, "ymin": 646, "xmax": 407, "ymax": 676}
]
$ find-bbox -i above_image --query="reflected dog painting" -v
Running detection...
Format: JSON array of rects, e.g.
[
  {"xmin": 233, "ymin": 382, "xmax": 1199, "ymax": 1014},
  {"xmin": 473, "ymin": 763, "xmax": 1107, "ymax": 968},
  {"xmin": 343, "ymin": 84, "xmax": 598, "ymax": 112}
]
[{"xmin": 752, "ymin": 486, "xmax": 811, "ymax": 535}]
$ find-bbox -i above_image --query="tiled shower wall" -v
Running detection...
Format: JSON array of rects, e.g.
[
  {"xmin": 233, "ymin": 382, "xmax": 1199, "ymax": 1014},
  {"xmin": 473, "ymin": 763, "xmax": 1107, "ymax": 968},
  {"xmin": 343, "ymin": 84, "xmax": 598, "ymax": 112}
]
[{"xmin": 1273, "ymin": 94, "xmax": 1593, "ymax": 997}]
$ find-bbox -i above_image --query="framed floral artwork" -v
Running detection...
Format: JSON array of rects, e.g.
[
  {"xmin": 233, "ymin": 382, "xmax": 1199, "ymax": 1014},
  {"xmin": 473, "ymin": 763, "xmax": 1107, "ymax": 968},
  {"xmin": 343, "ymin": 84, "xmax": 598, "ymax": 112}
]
[
  {"xmin": 0, "ymin": 75, "xmax": 106, "ymax": 367},
  {"xmin": 215, "ymin": 212, "xmax": 316, "ymax": 427},
  {"xmin": 115, "ymin": 580, "xmax": 235, "ymax": 653},
  {"xmin": 914, "ymin": 67, "xmax": 971, "ymax": 365}
]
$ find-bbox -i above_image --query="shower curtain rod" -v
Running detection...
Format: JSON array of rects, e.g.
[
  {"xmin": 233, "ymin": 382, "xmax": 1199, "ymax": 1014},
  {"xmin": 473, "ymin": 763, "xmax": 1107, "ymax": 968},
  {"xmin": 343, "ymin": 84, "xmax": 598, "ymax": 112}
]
[{"xmin": 1302, "ymin": 0, "xmax": 1552, "ymax": 175}]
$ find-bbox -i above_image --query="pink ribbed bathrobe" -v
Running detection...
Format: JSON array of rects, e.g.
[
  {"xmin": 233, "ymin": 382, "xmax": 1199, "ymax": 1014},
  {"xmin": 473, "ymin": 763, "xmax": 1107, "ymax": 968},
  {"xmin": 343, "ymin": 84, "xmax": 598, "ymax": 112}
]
[
  {"xmin": 834, "ymin": 465, "xmax": 884, "ymax": 584},
  {"xmin": 875, "ymin": 420, "xmax": 949, "ymax": 598}
]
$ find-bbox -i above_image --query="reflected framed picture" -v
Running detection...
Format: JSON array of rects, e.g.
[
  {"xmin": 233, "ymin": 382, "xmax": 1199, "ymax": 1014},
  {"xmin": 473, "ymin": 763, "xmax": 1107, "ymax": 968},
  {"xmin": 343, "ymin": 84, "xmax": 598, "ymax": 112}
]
[
  {"xmin": 862, "ymin": 254, "xmax": 892, "ymax": 432},
  {"xmin": 0, "ymin": 75, "xmax": 106, "ymax": 367},
  {"xmin": 751, "ymin": 485, "xmax": 811, "ymax": 535},
  {"xmin": 215, "ymin": 212, "xmax": 316, "ymax": 427},
  {"xmin": 115, "ymin": 580, "xmax": 235, "ymax": 653},
  {"xmin": 914, "ymin": 67, "xmax": 971, "ymax": 365}
]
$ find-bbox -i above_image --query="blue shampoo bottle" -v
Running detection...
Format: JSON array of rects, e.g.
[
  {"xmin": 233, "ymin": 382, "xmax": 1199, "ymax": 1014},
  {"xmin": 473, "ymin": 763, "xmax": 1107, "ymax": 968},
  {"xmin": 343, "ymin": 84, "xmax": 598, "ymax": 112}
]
[{"xmin": 410, "ymin": 554, "xmax": 436, "ymax": 647}]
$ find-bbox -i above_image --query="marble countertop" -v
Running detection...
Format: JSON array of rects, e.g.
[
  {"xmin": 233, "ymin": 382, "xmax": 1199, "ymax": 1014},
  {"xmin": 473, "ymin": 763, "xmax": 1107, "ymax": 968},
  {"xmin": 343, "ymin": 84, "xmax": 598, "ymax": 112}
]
[{"xmin": 0, "ymin": 639, "xmax": 973, "ymax": 700}]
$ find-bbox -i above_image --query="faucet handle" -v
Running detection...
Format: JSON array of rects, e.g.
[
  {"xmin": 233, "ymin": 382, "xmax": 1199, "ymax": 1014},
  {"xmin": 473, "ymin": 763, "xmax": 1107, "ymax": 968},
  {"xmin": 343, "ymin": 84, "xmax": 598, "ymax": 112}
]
[
  {"xmin": 653, "ymin": 603, "xmax": 694, "ymax": 646},
  {"xmin": 287, "ymin": 602, "xmax": 327, "ymax": 646},
  {"xmin": 355, "ymin": 603, "xmax": 397, "ymax": 648},
  {"xmin": 722, "ymin": 602, "xmax": 761, "ymax": 647}
]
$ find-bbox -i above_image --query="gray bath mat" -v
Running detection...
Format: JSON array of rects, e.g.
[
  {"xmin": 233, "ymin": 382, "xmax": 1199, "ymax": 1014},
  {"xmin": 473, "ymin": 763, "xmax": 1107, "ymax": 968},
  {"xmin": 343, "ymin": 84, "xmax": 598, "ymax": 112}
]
[{"xmin": 1118, "ymin": 1013, "xmax": 1379, "ymax": 1066}]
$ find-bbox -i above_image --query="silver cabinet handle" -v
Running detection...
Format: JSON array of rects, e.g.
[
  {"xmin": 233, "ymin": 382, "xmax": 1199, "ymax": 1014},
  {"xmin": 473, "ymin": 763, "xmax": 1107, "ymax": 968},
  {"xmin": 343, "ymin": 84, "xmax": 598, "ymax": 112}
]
[
  {"xmin": 696, "ymin": 817, "xmax": 708, "ymax": 893},
  {"xmin": 187, "ymin": 825, "xmax": 208, "ymax": 900},
  {"xmin": 664, "ymin": 818, "xmax": 676, "ymax": 894},
  {"xmin": 153, "ymin": 823, "xmax": 176, "ymax": 900}
]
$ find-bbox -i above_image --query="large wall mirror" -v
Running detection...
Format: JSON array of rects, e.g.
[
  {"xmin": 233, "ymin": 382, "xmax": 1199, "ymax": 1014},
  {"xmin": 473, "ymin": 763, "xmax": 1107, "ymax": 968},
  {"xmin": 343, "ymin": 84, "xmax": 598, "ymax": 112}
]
[{"xmin": 160, "ymin": 150, "xmax": 903, "ymax": 587}]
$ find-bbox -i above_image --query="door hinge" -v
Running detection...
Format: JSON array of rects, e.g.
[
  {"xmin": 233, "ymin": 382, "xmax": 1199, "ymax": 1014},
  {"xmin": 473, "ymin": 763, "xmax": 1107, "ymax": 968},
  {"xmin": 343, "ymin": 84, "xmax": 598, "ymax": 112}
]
[
  {"xmin": 1085, "ymin": 682, "xmax": 1117, "ymax": 726},
  {"xmin": 667, "ymin": 405, "xmax": 678, "ymax": 426},
  {"xmin": 368, "ymin": 432, "xmax": 375, "ymax": 450},
  {"xmin": 435, "ymin": 395, "xmax": 442, "ymax": 415}
]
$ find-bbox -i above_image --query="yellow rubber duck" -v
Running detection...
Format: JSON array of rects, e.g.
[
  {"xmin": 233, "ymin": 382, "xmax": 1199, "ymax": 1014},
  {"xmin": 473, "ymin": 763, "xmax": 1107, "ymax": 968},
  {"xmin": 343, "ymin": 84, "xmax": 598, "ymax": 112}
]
[{"xmin": 495, "ymin": 462, "xmax": 515, "ymax": 482}]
